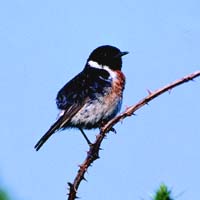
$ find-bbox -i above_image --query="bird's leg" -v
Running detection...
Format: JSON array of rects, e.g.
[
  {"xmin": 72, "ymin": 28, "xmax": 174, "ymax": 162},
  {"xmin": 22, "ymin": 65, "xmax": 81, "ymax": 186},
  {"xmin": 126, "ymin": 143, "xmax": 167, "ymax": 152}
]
[{"xmin": 79, "ymin": 128, "xmax": 92, "ymax": 146}]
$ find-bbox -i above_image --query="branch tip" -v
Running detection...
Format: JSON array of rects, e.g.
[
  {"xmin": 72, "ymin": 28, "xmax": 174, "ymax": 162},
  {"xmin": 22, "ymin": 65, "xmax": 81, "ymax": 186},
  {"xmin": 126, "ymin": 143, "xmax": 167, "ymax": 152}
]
[
  {"xmin": 168, "ymin": 88, "xmax": 172, "ymax": 94},
  {"xmin": 147, "ymin": 89, "xmax": 152, "ymax": 95},
  {"xmin": 110, "ymin": 127, "xmax": 117, "ymax": 134},
  {"xmin": 82, "ymin": 176, "xmax": 87, "ymax": 182},
  {"xmin": 78, "ymin": 164, "xmax": 85, "ymax": 170},
  {"xmin": 68, "ymin": 182, "xmax": 73, "ymax": 187}
]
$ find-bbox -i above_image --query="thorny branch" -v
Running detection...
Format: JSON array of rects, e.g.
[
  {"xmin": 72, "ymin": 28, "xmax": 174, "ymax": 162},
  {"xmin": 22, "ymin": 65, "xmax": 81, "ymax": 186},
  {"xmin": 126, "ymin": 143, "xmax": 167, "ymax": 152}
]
[{"xmin": 68, "ymin": 70, "xmax": 200, "ymax": 200}]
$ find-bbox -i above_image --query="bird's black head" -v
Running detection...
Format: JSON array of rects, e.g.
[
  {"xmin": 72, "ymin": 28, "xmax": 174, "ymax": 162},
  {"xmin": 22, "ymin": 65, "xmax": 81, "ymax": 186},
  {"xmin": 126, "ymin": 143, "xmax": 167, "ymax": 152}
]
[{"xmin": 87, "ymin": 45, "xmax": 128, "ymax": 70}]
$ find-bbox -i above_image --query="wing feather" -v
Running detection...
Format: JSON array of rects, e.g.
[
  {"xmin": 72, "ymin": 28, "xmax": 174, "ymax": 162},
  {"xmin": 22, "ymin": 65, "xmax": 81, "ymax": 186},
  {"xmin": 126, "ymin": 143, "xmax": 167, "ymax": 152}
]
[{"xmin": 35, "ymin": 67, "xmax": 111, "ymax": 151}]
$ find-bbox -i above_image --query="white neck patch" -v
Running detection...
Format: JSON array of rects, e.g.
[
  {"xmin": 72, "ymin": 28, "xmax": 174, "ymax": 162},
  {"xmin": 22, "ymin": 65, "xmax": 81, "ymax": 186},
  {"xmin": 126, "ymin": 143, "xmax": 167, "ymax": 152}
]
[
  {"xmin": 88, "ymin": 60, "xmax": 102, "ymax": 69},
  {"xmin": 88, "ymin": 60, "xmax": 117, "ymax": 79}
]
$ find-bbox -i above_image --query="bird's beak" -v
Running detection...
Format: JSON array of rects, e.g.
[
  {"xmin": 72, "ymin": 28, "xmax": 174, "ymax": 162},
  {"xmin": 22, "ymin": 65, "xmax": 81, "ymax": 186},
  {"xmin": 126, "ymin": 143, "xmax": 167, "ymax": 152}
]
[{"xmin": 120, "ymin": 51, "xmax": 129, "ymax": 57}]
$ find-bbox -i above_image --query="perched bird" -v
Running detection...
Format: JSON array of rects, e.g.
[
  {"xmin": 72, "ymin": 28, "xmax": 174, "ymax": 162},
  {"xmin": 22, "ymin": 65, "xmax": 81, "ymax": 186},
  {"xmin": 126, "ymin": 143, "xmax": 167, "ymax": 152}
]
[{"xmin": 34, "ymin": 45, "xmax": 128, "ymax": 151}]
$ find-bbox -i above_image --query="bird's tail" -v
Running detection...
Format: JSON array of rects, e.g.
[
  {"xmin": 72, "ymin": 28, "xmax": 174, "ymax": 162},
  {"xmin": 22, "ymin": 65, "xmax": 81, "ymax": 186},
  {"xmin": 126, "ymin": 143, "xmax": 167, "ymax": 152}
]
[
  {"xmin": 35, "ymin": 104, "xmax": 83, "ymax": 151},
  {"xmin": 34, "ymin": 118, "xmax": 63, "ymax": 151}
]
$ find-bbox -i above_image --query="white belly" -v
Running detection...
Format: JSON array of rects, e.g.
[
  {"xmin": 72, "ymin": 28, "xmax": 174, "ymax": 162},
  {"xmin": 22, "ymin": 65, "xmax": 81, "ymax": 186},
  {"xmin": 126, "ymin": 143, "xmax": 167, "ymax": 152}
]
[{"xmin": 69, "ymin": 95, "xmax": 122, "ymax": 129}]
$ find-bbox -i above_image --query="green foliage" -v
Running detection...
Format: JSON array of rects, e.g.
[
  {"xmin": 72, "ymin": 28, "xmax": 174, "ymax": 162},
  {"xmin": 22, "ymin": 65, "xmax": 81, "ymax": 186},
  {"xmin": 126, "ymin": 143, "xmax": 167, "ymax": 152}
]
[
  {"xmin": 0, "ymin": 190, "xmax": 9, "ymax": 200},
  {"xmin": 153, "ymin": 184, "xmax": 173, "ymax": 200},
  {"xmin": 153, "ymin": 184, "xmax": 172, "ymax": 200}
]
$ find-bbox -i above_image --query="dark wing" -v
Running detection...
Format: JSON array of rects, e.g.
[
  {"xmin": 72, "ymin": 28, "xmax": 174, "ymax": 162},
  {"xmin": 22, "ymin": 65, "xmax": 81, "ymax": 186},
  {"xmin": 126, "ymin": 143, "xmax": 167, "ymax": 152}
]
[
  {"xmin": 56, "ymin": 67, "xmax": 111, "ymax": 109},
  {"xmin": 34, "ymin": 67, "xmax": 111, "ymax": 151},
  {"xmin": 34, "ymin": 103, "xmax": 85, "ymax": 151},
  {"xmin": 35, "ymin": 71, "xmax": 89, "ymax": 151},
  {"xmin": 56, "ymin": 71, "xmax": 89, "ymax": 109}
]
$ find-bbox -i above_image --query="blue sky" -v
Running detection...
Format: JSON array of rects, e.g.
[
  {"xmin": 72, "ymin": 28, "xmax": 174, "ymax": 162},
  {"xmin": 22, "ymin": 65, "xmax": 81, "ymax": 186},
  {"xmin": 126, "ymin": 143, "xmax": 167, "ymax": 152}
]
[{"xmin": 0, "ymin": 0, "xmax": 200, "ymax": 200}]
